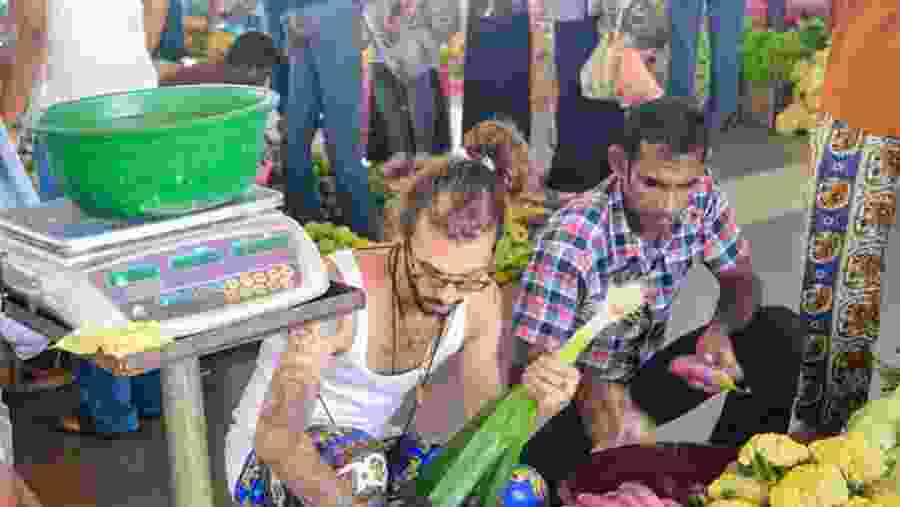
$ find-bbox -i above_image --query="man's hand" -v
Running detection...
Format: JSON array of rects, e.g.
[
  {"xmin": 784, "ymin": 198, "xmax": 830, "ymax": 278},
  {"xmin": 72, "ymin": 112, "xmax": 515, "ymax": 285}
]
[
  {"xmin": 522, "ymin": 352, "xmax": 581, "ymax": 420},
  {"xmin": 93, "ymin": 347, "xmax": 150, "ymax": 377},
  {"xmin": 694, "ymin": 323, "xmax": 743, "ymax": 392},
  {"xmin": 6, "ymin": 126, "xmax": 17, "ymax": 147}
]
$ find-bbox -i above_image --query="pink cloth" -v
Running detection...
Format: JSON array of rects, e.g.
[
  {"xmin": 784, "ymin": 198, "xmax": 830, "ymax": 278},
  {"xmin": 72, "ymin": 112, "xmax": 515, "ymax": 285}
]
[
  {"xmin": 256, "ymin": 159, "xmax": 273, "ymax": 185},
  {"xmin": 747, "ymin": 0, "xmax": 831, "ymax": 18},
  {"xmin": 360, "ymin": 54, "xmax": 370, "ymax": 152}
]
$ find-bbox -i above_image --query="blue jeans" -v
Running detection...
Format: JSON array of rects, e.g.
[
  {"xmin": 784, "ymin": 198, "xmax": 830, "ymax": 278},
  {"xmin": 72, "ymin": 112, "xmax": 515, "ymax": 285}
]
[
  {"xmin": 75, "ymin": 359, "xmax": 162, "ymax": 434},
  {"xmin": 34, "ymin": 141, "xmax": 65, "ymax": 202},
  {"xmin": 157, "ymin": 0, "xmax": 186, "ymax": 62},
  {"xmin": 265, "ymin": 0, "xmax": 373, "ymax": 237},
  {"xmin": 666, "ymin": 0, "xmax": 746, "ymax": 130},
  {"xmin": 0, "ymin": 123, "xmax": 40, "ymax": 209}
]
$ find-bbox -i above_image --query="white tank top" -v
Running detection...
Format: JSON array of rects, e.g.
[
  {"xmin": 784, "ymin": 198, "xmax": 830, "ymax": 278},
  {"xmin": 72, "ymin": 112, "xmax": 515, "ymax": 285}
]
[
  {"xmin": 28, "ymin": 0, "xmax": 158, "ymax": 119},
  {"xmin": 224, "ymin": 249, "xmax": 468, "ymax": 494}
]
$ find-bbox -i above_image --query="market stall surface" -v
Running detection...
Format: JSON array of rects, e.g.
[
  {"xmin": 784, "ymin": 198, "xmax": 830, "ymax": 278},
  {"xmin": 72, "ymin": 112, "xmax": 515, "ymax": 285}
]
[{"xmin": 7, "ymin": 126, "xmax": 884, "ymax": 507}]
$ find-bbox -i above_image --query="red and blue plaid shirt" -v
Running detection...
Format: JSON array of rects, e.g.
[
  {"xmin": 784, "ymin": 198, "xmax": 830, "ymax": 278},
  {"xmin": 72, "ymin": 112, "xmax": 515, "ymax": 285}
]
[{"xmin": 512, "ymin": 173, "xmax": 746, "ymax": 382}]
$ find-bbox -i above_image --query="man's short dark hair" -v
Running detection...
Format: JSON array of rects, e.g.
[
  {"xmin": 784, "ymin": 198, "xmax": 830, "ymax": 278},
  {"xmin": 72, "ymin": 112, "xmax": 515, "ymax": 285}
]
[
  {"xmin": 619, "ymin": 97, "xmax": 709, "ymax": 163},
  {"xmin": 226, "ymin": 32, "xmax": 286, "ymax": 69},
  {"xmin": 223, "ymin": 32, "xmax": 287, "ymax": 87}
]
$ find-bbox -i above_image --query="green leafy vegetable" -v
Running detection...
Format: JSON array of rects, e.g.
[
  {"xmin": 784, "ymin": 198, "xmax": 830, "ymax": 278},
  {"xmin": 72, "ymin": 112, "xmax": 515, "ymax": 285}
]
[{"xmin": 742, "ymin": 21, "xmax": 813, "ymax": 85}]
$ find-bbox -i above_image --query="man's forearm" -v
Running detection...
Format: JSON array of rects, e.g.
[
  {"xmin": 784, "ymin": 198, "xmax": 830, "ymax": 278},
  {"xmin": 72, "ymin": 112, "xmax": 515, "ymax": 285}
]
[
  {"xmin": 255, "ymin": 328, "xmax": 353, "ymax": 507},
  {"xmin": 711, "ymin": 271, "xmax": 760, "ymax": 336},
  {"xmin": 2, "ymin": 25, "xmax": 44, "ymax": 119},
  {"xmin": 143, "ymin": 0, "xmax": 169, "ymax": 54},
  {"xmin": 258, "ymin": 424, "xmax": 353, "ymax": 507}
]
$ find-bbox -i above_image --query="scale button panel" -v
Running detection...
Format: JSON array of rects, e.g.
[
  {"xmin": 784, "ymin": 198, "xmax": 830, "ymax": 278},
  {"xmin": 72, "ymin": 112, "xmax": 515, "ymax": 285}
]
[
  {"xmin": 91, "ymin": 230, "xmax": 305, "ymax": 321},
  {"xmin": 124, "ymin": 263, "xmax": 302, "ymax": 322}
]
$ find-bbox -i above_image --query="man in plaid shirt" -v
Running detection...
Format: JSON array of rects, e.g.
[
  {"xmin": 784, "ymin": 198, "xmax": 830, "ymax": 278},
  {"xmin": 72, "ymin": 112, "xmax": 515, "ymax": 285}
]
[{"xmin": 513, "ymin": 98, "xmax": 805, "ymax": 503}]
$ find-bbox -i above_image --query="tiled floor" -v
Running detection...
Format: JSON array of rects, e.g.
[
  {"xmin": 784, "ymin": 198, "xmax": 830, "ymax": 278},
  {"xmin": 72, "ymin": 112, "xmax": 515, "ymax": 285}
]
[{"xmin": 9, "ymin": 126, "xmax": 892, "ymax": 507}]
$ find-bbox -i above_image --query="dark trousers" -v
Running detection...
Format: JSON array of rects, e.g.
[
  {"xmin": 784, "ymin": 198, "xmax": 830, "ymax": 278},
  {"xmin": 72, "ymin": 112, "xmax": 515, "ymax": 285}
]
[
  {"xmin": 520, "ymin": 306, "xmax": 805, "ymax": 506},
  {"xmin": 544, "ymin": 16, "xmax": 621, "ymax": 193},
  {"xmin": 461, "ymin": 13, "xmax": 532, "ymax": 142},
  {"xmin": 367, "ymin": 64, "xmax": 451, "ymax": 162}
]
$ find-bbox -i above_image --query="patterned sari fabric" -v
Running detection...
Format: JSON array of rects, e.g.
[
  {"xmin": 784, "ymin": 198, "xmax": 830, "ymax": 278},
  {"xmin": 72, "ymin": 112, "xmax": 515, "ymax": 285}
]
[{"xmin": 794, "ymin": 113, "xmax": 900, "ymax": 432}]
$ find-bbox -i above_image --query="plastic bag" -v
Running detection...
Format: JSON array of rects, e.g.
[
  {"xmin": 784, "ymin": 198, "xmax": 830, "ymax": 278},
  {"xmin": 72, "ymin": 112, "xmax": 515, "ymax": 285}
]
[{"xmin": 580, "ymin": 0, "xmax": 665, "ymax": 107}]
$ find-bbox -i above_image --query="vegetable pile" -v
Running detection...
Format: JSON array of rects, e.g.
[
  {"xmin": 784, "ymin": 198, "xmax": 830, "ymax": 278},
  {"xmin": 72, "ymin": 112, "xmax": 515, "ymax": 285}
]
[
  {"xmin": 687, "ymin": 386, "xmax": 900, "ymax": 506},
  {"xmin": 776, "ymin": 46, "xmax": 829, "ymax": 136},
  {"xmin": 741, "ymin": 17, "xmax": 813, "ymax": 87},
  {"xmin": 771, "ymin": 17, "xmax": 831, "ymax": 136},
  {"xmin": 303, "ymin": 222, "xmax": 372, "ymax": 257}
]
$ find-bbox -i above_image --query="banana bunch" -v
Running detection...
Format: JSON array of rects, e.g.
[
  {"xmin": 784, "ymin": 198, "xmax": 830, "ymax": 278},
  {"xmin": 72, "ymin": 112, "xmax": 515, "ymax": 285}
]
[
  {"xmin": 304, "ymin": 222, "xmax": 371, "ymax": 257},
  {"xmin": 493, "ymin": 204, "xmax": 546, "ymax": 285}
]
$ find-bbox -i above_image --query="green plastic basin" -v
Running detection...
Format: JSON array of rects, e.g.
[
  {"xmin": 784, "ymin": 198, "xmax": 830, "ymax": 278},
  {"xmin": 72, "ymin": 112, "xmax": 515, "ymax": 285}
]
[{"xmin": 33, "ymin": 85, "xmax": 275, "ymax": 218}]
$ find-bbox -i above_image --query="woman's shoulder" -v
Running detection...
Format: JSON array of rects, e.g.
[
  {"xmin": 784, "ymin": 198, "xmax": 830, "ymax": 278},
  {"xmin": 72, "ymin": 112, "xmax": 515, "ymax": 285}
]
[{"xmin": 327, "ymin": 244, "xmax": 395, "ymax": 290}]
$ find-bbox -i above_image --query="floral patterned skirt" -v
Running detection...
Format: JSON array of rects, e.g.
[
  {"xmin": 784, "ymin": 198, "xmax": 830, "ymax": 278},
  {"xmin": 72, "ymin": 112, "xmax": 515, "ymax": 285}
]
[
  {"xmin": 233, "ymin": 428, "xmax": 442, "ymax": 507},
  {"xmin": 793, "ymin": 113, "xmax": 900, "ymax": 431}
]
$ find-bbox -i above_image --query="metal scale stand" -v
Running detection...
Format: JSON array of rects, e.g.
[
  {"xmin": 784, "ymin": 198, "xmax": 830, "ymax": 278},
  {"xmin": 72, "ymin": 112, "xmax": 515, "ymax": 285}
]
[{"xmin": 0, "ymin": 186, "xmax": 366, "ymax": 507}]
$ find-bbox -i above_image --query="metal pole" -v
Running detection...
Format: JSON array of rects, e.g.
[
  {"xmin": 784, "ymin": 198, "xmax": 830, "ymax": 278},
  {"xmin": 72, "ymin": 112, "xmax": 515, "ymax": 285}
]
[{"xmin": 161, "ymin": 357, "xmax": 215, "ymax": 507}]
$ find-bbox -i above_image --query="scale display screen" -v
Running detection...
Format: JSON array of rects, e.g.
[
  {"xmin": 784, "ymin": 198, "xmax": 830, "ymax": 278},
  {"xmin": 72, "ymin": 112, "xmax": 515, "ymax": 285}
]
[
  {"xmin": 170, "ymin": 247, "xmax": 224, "ymax": 271},
  {"xmin": 232, "ymin": 234, "xmax": 290, "ymax": 257},
  {"xmin": 106, "ymin": 264, "xmax": 160, "ymax": 288}
]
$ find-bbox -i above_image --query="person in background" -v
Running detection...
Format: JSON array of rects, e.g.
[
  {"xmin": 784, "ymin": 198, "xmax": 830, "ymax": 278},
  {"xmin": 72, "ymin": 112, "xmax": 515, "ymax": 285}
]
[
  {"xmin": 512, "ymin": 98, "xmax": 805, "ymax": 506},
  {"xmin": 793, "ymin": 1, "xmax": 900, "ymax": 432},
  {"xmin": 264, "ymin": 0, "xmax": 376, "ymax": 240},
  {"xmin": 161, "ymin": 31, "xmax": 286, "ymax": 187},
  {"xmin": 4, "ymin": 0, "xmax": 170, "ymax": 437},
  {"xmin": 153, "ymin": 0, "xmax": 188, "ymax": 82},
  {"xmin": 3, "ymin": 0, "xmax": 168, "ymax": 200},
  {"xmin": 225, "ymin": 140, "xmax": 580, "ymax": 507},
  {"xmin": 666, "ymin": 0, "xmax": 746, "ymax": 132},
  {"xmin": 0, "ymin": 120, "xmax": 46, "ymax": 507}
]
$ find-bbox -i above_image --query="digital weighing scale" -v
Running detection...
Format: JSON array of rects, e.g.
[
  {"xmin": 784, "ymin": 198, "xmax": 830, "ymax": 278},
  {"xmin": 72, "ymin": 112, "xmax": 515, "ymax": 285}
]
[{"xmin": 0, "ymin": 185, "xmax": 366, "ymax": 507}]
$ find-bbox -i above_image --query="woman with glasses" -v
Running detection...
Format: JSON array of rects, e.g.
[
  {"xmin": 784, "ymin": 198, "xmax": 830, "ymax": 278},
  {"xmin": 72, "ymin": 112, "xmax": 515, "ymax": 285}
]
[{"xmin": 225, "ymin": 138, "xmax": 581, "ymax": 507}]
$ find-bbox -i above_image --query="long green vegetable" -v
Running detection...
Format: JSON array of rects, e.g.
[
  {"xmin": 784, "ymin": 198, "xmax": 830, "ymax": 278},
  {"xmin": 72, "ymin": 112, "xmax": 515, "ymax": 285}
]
[{"xmin": 415, "ymin": 284, "xmax": 645, "ymax": 507}]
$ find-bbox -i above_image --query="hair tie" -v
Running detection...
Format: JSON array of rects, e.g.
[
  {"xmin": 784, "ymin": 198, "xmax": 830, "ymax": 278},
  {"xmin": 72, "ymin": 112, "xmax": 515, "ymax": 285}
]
[{"xmin": 462, "ymin": 144, "xmax": 513, "ymax": 192}]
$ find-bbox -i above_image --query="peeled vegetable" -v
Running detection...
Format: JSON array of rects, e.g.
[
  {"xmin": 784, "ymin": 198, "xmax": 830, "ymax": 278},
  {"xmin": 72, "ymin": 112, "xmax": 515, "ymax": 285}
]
[
  {"xmin": 738, "ymin": 434, "xmax": 812, "ymax": 470},
  {"xmin": 707, "ymin": 473, "xmax": 769, "ymax": 504},
  {"xmin": 705, "ymin": 501, "xmax": 757, "ymax": 507},
  {"xmin": 867, "ymin": 490, "xmax": 900, "ymax": 505},
  {"xmin": 53, "ymin": 320, "xmax": 171, "ymax": 358},
  {"xmin": 808, "ymin": 432, "xmax": 887, "ymax": 486},
  {"xmin": 768, "ymin": 464, "xmax": 849, "ymax": 507}
]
